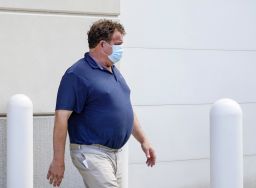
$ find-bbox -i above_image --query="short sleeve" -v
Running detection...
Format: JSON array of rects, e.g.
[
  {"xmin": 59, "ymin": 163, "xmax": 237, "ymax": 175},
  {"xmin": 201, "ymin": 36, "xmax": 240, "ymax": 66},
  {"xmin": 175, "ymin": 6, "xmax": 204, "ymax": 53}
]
[{"xmin": 55, "ymin": 72, "xmax": 87, "ymax": 113}]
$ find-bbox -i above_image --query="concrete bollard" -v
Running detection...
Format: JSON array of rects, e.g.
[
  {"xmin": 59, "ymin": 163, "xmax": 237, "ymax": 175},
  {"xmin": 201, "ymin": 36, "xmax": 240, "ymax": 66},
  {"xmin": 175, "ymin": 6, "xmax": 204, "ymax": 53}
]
[
  {"xmin": 7, "ymin": 94, "xmax": 33, "ymax": 188},
  {"xmin": 210, "ymin": 98, "xmax": 243, "ymax": 188}
]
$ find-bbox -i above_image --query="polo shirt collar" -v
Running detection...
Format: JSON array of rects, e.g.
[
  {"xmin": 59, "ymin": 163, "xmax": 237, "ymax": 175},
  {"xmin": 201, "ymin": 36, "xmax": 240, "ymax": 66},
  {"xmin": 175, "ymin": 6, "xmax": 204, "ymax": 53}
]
[
  {"xmin": 84, "ymin": 53, "xmax": 117, "ymax": 79},
  {"xmin": 84, "ymin": 52, "xmax": 104, "ymax": 70}
]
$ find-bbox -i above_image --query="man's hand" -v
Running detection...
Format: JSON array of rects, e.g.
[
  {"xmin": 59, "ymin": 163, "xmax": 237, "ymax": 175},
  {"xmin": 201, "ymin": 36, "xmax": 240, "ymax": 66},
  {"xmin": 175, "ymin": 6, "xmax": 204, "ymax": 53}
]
[
  {"xmin": 47, "ymin": 110, "xmax": 71, "ymax": 187},
  {"xmin": 141, "ymin": 141, "xmax": 156, "ymax": 167},
  {"xmin": 132, "ymin": 112, "xmax": 157, "ymax": 167},
  {"xmin": 47, "ymin": 160, "xmax": 65, "ymax": 187}
]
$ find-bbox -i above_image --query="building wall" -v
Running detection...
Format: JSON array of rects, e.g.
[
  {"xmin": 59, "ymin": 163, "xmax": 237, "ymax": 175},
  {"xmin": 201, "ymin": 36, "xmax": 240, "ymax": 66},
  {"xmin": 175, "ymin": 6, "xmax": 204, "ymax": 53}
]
[
  {"xmin": 0, "ymin": 1, "xmax": 119, "ymax": 188},
  {"xmin": 0, "ymin": 0, "xmax": 119, "ymax": 113},
  {"xmin": 1, "ymin": 0, "xmax": 256, "ymax": 188},
  {"xmin": 119, "ymin": 0, "xmax": 256, "ymax": 187}
]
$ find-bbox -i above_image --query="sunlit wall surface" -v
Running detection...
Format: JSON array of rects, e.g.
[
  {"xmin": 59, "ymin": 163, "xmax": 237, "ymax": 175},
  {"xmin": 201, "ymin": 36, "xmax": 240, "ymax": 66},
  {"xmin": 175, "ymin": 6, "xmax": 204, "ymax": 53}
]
[{"xmin": 120, "ymin": 0, "xmax": 256, "ymax": 187}]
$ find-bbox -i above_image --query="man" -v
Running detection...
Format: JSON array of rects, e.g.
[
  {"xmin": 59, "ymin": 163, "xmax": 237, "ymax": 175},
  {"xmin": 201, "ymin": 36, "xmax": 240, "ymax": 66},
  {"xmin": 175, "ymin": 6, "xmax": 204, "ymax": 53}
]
[{"xmin": 47, "ymin": 19, "xmax": 156, "ymax": 188}]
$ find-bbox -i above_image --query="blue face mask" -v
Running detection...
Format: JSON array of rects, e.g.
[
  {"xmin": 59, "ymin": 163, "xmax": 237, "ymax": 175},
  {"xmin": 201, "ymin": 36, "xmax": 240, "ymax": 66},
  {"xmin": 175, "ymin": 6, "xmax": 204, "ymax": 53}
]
[{"xmin": 108, "ymin": 45, "xmax": 123, "ymax": 64}]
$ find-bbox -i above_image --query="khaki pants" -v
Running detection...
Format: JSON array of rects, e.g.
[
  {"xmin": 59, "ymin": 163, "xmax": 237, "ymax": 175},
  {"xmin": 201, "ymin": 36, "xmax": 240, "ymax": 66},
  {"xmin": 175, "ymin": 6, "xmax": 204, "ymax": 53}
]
[{"xmin": 70, "ymin": 144, "xmax": 123, "ymax": 188}]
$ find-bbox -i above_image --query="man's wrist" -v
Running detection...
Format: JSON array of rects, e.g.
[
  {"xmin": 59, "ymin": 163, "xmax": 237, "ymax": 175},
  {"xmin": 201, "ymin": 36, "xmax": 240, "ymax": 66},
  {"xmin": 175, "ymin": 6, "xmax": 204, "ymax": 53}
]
[
  {"xmin": 140, "ymin": 138, "xmax": 149, "ymax": 145},
  {"xmin": 53, "ymin": 156, "xmax": 65, "ymax": 165}
]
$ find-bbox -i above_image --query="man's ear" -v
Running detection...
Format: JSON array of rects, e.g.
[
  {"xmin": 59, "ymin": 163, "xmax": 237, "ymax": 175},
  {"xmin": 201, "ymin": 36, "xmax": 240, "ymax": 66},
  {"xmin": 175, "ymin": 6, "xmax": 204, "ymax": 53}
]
[{"xmin": 100, "ymin": 41, "xmax": 105, "ymax": 48}]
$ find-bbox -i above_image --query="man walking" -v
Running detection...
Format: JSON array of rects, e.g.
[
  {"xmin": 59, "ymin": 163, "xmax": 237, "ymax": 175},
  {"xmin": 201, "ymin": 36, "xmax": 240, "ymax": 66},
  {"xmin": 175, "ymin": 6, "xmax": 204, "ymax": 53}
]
[{"xmin": 47, "ymin": 19, "xmax": 156, "ymax": 188}]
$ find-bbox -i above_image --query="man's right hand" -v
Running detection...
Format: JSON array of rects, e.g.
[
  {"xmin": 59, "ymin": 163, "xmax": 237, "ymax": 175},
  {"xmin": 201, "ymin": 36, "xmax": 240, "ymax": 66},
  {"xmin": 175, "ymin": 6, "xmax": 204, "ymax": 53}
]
[
  {"xmin": 47, "ymin": 110, "xmax": 71, "ymax": 187},
  {"xmin": 47, "ymin": 160, "xmax": 65, "ymax": 187}
]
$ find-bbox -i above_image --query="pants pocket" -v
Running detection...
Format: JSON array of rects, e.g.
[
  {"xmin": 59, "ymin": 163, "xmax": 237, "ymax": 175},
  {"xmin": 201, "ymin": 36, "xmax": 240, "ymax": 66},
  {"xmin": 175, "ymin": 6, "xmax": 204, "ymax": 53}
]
[{"xmin": 70, "ymin": 150, "xmax": 89, "ymax": 171}]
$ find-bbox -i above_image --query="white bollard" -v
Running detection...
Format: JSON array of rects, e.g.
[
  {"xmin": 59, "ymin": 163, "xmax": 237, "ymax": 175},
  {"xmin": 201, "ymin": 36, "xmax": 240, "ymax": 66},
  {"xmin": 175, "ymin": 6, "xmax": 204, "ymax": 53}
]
[
  {"xmin": 7, "ymin": 94, "xmax": 33, "ymax": 188},
  {"xmin": 210, "ymin": 98, "xmax": 243, "ymax": 188}
]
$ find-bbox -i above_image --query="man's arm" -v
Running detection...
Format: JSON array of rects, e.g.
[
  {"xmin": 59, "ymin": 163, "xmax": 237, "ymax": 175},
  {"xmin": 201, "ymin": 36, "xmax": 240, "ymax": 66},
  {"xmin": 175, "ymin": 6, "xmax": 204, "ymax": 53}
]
[
  {"xmin": 132, "ymin": 112, "xmax": 156, "ymax": 167},
  {"xmin": 47, "ymin": 110, "xmax": 72, "ymax": 187}
]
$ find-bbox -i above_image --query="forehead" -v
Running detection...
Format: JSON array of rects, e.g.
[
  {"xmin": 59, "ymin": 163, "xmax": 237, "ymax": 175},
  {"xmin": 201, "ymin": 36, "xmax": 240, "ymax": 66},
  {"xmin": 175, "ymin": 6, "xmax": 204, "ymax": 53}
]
[{"xmin": 111, "ymin": 30, "xmax": 123, "ymax": 43}]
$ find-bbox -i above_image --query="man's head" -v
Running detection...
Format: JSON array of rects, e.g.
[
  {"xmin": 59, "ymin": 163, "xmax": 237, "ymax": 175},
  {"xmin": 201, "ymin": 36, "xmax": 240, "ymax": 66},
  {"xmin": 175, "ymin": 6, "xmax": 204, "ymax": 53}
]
[{"xmin": 87, "ymin": 19, "xmax": 126, "ymax": 66}]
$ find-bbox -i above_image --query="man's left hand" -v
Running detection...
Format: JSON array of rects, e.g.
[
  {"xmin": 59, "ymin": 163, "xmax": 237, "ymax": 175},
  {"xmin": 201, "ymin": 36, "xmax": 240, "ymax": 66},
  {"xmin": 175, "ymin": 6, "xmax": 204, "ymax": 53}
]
[{"xmin": 141, "ymin": 141, "xmax": 156, "ymax": 167}]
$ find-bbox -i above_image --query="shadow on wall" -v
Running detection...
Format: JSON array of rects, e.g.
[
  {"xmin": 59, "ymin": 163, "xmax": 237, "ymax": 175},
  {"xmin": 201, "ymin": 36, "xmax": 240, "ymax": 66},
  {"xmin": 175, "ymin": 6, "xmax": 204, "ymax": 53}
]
[{"xmin": 0, "ymin": 117, "xmax": 85, "ymax": 188}]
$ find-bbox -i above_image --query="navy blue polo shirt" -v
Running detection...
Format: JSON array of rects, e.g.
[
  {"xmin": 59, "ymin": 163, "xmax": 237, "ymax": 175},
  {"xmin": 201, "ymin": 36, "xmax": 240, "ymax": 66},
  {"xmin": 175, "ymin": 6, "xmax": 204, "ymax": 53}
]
[{"xmin": 55, "ymin": 52, "xmax": 134, "ymax": 149}]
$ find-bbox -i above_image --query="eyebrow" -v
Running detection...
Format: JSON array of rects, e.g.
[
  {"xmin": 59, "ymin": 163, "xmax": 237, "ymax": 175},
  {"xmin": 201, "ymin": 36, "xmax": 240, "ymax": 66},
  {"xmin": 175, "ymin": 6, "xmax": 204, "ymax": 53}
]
[{"xmin": 115, "ymin": 41, "xmax": 123, "ymax": 45}]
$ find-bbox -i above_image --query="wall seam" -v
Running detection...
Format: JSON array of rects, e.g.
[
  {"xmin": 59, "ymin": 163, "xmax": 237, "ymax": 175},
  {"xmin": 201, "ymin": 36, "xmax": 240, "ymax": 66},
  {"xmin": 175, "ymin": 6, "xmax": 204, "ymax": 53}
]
[
  {"xmin": 129, "ymin": 154, "xmax": 256, "ymax": 165},
  {"xmin": 0, "ymin": 8, "xmax": 118, "ymax": 17},
  {"xmin": 1, "ymin": 102, "xmax": 255, "ymax": 117},
  {"xmin": 133, "ymin": 102, "xmax": 256, "ymax": 107},
  {"xmin": 124, "ymin": 46, "xmax": 256, "ymax": 52}
]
